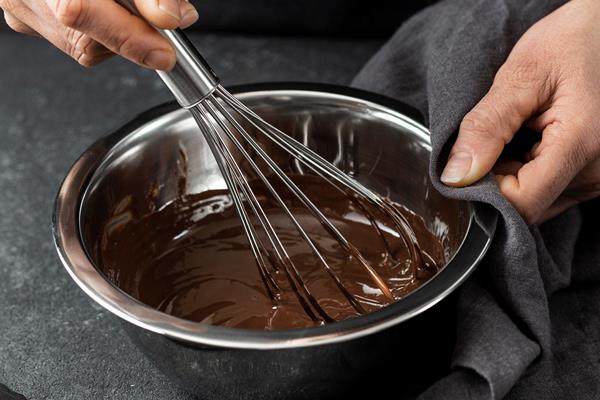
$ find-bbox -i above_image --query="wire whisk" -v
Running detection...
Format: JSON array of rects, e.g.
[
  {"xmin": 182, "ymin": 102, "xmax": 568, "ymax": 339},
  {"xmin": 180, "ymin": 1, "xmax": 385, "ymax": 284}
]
[{"xmin": 118, "ymin": 1, "xmax": 426, "ymax": 323}]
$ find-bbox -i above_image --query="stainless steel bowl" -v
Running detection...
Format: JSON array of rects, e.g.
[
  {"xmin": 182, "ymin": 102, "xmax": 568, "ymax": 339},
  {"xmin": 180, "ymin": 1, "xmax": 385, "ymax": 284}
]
[{"xmin": 53, "ymin": 83, "xmax": 496, "ymax": 398}]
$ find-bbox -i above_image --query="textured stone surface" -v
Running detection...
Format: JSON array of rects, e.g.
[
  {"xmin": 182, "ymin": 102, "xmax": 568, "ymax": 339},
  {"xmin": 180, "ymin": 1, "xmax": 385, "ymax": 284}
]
[{"xmin": 0, "ymin": 32, "xmax": 381, "ymax": 399}]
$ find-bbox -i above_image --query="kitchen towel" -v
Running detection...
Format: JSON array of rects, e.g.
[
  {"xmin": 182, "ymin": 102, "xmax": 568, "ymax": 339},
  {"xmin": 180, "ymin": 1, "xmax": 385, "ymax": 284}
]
[
  {"xmin": 353, "ymin": 0, "xmax": 600, "ymax": 399},
  {"xmin": 0, "ymin": 384, "xmax": 26, "ymax": 400}
]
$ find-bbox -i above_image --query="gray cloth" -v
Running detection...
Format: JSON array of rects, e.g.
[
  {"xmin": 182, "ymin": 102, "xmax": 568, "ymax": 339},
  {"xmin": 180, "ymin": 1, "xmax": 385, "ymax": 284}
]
[
  {"xmin": 353, "ymin": 0, "xmax": 600, "ymax": 399},
  {"xmin": 0, "ymin": 384, "xmax": 26, "ymax": 400}
]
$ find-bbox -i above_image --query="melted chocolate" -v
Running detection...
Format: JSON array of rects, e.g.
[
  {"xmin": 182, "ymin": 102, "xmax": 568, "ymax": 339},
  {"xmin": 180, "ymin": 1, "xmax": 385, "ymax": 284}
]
[{"xmin": 97, "ymin": 174, "xmax": 445, "ymax": 330}]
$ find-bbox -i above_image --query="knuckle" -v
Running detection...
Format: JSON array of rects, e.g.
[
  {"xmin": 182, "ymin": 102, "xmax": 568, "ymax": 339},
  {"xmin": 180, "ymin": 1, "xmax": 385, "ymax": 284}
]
[
  {"xmin": 460, "ymin": 106, "xmax": 506, "ymax": 144},
  {"xmin": 513, "ymin": 191, "xmax": 541, "ymax": 225},
  {"xmin": 74, "ymin": 32, "xmax": 92, "ymax": 53},
  {"xmin": 0, "ymin": 0, "xmax": 17, "ymax": 12},
  {"xmin": 55, "ymin": 0, "xmax": 85, "ymax": 28},
  {"xmin": 65, "ymin": 29, "xmax": 97, "ymax": 66},
  {"xmin": 498, "ymin": 59, "xmax": 541, "ymax": 87},
  {"xmin": 495, "ymin": 57, "xmax": 554, "ymax": 98},
  {"xmin": 1, "ymin": 1, "xmax": 30, "ymax": 25},
  {"xmin": 76, "ymin": 53, "xmax": 96, "ymax": 68},
  {"xmin": 113, "ymin": 31, "xmax": 141, "ymax": 60},
  {"xmin": 3, "ymin": 14, "xmax": 26, "ymax": 33},
  {"xmin": 460, "ymin": 110, "xmax": 490, "ymax": 137},
  {"xmin": 63, "ymin": 28, "xmax": 79, "ymax": 57},
  {"xmin": 78, "ymin": 49, "xmax": 106, "ymax": 67},
  {"xmin": 9, "ymin": 22, "xmax": 26, "ymax": 34},
  {"xmin": 521, "ymin": 207, "xmax": 540, "ymax": 225},
  {"xmin": 115, "ymin": 31, "xmax": 133, "ymax": 54}
]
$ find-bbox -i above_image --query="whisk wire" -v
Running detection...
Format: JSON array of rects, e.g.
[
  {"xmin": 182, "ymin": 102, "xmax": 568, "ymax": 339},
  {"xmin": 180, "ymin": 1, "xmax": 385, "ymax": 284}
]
[
  {"xmin": 219, "ymin": 87, "xmax": 426, "ymax": 271},
  {"xmin": 190, "ymin": 108, "xmax": 281, "ymax": 302},
  {"xmin": 204, "ymin": 93, "xmax": 390, "ymax": 307},
  {"xmin": 201, "ymin": 98, "xmax": 356, "ymax": 319},
  {"xmin": 192, "ymin": 105, "xmax": 332, "ymax": 322},
  {"xmin": 190, "ymin": 86, "xmax": 424, "ymax": 319}
]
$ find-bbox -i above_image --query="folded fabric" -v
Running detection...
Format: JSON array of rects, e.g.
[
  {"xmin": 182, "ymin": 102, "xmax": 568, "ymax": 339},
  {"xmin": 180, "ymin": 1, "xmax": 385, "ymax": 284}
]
[
  {"xmin": 353, "ymin": 0, "xmax": 600, "ymax": 398},
  {"xmin": 0, "ymin": 384, "xmax": 27, "ymax": 400}
]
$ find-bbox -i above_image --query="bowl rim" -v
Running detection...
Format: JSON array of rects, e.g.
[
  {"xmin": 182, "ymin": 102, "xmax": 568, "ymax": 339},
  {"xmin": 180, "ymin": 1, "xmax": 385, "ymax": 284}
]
[{"xmin": 53, "ymin": 82, "xmax": 497, "ymax": 349}]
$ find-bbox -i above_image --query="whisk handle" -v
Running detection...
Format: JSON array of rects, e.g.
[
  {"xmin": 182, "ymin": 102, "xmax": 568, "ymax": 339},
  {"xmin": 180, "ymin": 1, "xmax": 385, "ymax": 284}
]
[{"xmin": 117, "ymin": 0, "xmax": 219, "ymax": 108}]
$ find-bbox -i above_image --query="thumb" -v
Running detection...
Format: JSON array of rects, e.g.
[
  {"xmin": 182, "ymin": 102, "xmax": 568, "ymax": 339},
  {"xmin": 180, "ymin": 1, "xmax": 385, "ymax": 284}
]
[{"xmin": 441, "ymin": 68, "xmax": 547, "ymax": 187}]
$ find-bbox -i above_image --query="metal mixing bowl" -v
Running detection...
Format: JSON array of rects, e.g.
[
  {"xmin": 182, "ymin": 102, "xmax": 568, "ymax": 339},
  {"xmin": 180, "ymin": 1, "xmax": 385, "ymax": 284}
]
[{"xmin": 53, "ymin": 83, "xmax": 496, "ymax": 399}]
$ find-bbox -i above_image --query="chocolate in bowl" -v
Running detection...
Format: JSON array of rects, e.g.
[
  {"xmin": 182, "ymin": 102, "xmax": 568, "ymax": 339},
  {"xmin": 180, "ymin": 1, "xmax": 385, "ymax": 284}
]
[
  {"xmin": 54, "ymin": 83, "xmax": 496, "ymax": 399},
  {"xmin": 94, "ymin": 172, "xmax": 446, "ymax": 330}
]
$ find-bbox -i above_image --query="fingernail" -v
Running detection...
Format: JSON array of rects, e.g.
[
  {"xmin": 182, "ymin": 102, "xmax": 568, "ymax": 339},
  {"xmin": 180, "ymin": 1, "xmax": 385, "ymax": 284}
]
[
  {"xmin": 441, "ymin": 151, "xmax": 472, "ymax": 184},
  {"xmin": 180, "ymin": 6, "xmax": 199, "ymax": 28},
  {"xmin": 158, "ymin": 0, "xmax": 181, "ymax": 20},
  {"xmin": 144, "ymin": 49, "xmax": 174, "ymax": 70}
]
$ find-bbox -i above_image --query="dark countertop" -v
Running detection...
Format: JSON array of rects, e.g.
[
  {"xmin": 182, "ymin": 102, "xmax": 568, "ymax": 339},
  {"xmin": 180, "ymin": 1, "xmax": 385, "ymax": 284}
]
[{"xmin": 0, "ymin": 32, "xmax": 381, "ymax": 399}]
